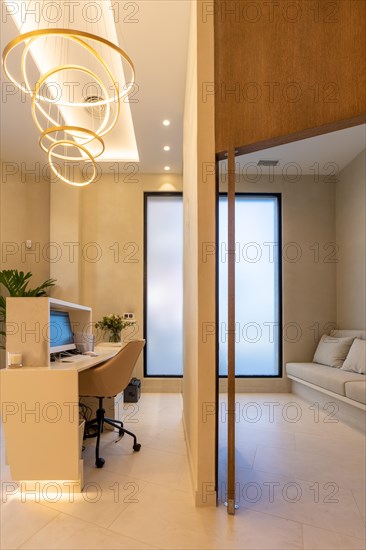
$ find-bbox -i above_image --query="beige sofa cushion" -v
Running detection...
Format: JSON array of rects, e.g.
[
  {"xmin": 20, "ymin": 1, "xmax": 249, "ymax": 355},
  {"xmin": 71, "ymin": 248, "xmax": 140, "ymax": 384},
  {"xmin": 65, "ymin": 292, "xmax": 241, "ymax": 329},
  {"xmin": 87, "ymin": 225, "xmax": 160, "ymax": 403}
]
[
  {"xmin": 345, "ymin": 381, "xmax": 366, "ymax": 405},
  {"xmin": 331, "ymin": 330, "xmax": 366, "ymax": 340},
  {"xmin": 286, "ymin": 362, "xmax": 365, "ymax": 396},
  {"xmin": 313, "ymin": 335, "xmax": 354, "ymax": 368},
  {"xmin": 341, "ymin": 339, "xmax": 366, "ymax": 374}
]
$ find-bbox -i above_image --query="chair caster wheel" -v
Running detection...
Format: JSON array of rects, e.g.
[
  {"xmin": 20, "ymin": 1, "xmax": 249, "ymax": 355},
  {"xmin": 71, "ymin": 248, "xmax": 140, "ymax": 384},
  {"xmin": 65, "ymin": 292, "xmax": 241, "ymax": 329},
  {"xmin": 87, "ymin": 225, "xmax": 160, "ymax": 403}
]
[
  {"xmin": 133, "ymin": 443, "xmax": 141, "ymax": 452},
  {"xmin": 96, "ymin": 457, "xmax": 105, "ymax": 468}
]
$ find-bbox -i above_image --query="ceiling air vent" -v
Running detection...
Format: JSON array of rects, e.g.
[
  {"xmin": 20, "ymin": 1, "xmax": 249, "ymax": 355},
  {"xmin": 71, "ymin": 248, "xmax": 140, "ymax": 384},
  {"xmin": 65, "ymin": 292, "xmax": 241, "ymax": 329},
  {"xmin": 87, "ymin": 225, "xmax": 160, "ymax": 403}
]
[
  {"xmin": 85, "ymin": 96, "xmax": 107, "ymax": 119},
  {"xmin": 257, "ymin": 160, "xmax": 280, "ymax": 167}
]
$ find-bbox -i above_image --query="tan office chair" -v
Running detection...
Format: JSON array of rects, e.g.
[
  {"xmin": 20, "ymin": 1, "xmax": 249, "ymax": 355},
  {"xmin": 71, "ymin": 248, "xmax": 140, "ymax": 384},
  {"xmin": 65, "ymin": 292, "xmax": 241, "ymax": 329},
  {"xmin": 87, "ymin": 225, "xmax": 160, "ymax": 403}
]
[{"xmin": 79, "ymin": 339, "xmax": 145, "ymax": 468}]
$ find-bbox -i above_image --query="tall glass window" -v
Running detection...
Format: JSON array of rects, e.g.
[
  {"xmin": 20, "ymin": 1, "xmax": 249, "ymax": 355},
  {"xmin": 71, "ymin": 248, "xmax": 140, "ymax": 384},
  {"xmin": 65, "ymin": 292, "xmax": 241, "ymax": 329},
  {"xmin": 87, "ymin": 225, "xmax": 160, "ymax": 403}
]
[
  {"xmin": 219, "ymin": 195, "xmax": 282, "ymax": 376},
  {"xmin": 144, "ymin": 194, "xmax": 183, "ymax": 376}
]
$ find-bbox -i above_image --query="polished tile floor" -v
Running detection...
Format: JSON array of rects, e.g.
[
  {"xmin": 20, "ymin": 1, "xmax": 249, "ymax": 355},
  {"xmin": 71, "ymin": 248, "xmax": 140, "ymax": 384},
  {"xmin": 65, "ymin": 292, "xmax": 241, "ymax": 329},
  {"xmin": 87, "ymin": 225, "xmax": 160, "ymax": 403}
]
[{"xmin": 1, "ymin": 393, "xmax": 365, "ymax": 549}]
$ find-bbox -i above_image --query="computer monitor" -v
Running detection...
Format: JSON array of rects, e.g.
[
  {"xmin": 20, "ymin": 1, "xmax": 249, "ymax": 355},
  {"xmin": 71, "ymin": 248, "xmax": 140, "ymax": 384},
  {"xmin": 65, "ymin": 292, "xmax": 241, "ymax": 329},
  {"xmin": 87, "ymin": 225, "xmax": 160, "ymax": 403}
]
[{"xmin": 49, "ymin": 310, "xmax": 76, "ymax": 354}]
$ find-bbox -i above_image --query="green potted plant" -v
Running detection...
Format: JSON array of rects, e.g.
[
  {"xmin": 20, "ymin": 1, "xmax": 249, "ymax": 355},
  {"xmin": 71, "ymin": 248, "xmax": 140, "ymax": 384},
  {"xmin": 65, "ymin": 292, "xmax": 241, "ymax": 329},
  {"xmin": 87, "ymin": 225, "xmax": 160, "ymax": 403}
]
[
  {"xmin": 95, "ymin": 313, "xmax": 135, "ymax": 343},
  {"xmin": 0, "ymin": 270, "xmax": 56, "ymax": 349}
]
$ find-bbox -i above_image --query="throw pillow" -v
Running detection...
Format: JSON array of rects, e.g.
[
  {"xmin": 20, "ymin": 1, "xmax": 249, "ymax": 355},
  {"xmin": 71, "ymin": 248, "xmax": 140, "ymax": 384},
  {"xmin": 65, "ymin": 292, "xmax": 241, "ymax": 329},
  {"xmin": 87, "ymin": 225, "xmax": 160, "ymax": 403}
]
[
  {"xmin": 340, "ymin": 338, "xmax": 365, "ymax": 374},
  {"xmin": 313, "ymin": 334, "xmax": 354, "ymax": 368}
]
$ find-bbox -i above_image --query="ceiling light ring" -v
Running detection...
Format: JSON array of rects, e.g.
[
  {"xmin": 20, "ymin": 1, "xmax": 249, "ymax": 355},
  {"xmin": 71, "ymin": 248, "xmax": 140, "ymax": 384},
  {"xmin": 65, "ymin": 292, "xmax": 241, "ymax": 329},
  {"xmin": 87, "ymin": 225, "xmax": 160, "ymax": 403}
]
[
  {"xmin": 22, "ymin": 35, "xmax": 120, "ymax": 139},
  {"xmin": 31, "ymin": 67, "xmax": 120, "ymax": 142},
  {"xmin": 3, "ymin": 28, "xmax": 135, "ymax": 107},
  {"xmin": 39, "ymin": 126, "xmax": 105, "ymax": 160},
  {"xmin": 48, "ymin": 140, "xmax": 97, "ymax": 187},
  {"xmin": 2, "ymin": 27, "xmax": 135, "ymax": 187},
  {"xmin": 30, "ymin": 64, "xmax": 112, "ymax": 141}
]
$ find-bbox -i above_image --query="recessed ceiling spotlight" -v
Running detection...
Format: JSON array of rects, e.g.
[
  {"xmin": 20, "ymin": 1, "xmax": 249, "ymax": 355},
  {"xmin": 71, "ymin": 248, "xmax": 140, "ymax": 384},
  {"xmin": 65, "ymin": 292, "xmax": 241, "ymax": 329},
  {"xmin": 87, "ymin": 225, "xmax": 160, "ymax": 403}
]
[
  {"xmin": 163, "ymin": 146, "xmax": 171, "ymax": 151},
  {"xmin": 164, "ymin": 166, "xmax": 171, "ymax": 171},
  {"xmin": 163, "ymin": 120, "xmax": 170, "ymax": 126}
]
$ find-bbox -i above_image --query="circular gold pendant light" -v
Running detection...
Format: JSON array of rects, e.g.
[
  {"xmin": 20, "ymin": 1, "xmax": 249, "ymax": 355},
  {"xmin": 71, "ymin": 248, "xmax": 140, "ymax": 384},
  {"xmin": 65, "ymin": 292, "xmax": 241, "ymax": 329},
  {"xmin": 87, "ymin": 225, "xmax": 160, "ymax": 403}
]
[
  {"xmin": 39, "ymin": 127, "xmax": 105, "ymax": 160},
  {"xmin": 48, "ymin": 140, "xmax": 98, "ymax": 187},
  {"xmin": 2, "ymin": 28, "xmax": 135, "ymax": 186},
  {"xmin": 2, "ymin": 28, "xmax": 135, "ymax": 106}
]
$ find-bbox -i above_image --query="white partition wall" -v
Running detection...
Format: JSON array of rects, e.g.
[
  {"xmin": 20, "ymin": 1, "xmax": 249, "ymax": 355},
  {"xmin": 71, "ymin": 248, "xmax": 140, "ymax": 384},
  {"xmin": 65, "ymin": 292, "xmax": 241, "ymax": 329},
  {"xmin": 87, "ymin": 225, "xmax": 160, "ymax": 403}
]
[{"xmin": 182, "ymin": 0, "xmax": 216, "ymax": 506}]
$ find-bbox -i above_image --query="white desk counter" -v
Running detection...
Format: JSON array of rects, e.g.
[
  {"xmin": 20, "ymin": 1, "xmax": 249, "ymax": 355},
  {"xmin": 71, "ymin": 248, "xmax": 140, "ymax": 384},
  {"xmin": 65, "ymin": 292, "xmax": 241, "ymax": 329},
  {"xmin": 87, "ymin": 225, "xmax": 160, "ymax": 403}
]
[
  {"xmin": 0, "ymin": 344, "xmax": 122, "ymax": 492},
  {"xmin": 51, "ymin": 344, "xmax": 125, "ymax": 372}
]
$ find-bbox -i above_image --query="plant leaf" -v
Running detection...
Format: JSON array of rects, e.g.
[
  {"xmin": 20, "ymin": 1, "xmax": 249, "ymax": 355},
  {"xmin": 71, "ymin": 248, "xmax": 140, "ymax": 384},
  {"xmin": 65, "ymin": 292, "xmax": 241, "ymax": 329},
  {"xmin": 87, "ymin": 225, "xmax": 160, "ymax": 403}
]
[{"xmin": 0, "ymin": 271, "xmax": 57, "ymax": 348}]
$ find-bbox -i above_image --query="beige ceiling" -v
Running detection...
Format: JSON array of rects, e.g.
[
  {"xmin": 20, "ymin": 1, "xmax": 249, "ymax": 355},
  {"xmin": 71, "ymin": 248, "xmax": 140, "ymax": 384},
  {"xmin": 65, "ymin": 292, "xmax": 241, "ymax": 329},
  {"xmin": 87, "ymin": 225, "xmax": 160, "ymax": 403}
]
[{"xmin": 0, "ymin": 0, "xmax": 191, "ymax": 175}]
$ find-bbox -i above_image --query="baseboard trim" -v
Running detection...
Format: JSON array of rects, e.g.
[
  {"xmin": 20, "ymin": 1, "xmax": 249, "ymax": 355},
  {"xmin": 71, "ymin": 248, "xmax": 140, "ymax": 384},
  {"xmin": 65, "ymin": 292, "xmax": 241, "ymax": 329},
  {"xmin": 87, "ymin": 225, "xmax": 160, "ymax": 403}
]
[{"xmin": 141, "ymin": 378, "xmax": 182, "ymax": 392}]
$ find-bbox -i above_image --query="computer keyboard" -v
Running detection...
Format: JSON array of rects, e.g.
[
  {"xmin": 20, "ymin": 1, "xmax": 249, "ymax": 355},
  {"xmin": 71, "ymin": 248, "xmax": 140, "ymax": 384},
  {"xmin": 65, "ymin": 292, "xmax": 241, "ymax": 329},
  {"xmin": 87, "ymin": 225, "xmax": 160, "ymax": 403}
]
[{"xmin": 60, "ymin": 355, "xmax": 89, "ymax": 363}]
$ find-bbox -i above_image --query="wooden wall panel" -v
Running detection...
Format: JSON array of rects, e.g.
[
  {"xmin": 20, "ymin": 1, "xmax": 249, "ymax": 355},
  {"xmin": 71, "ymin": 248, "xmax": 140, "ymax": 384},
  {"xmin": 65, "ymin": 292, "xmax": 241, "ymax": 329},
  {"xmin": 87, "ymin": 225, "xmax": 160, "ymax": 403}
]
[{"xmin": 213, "ymin": 0, "xmax": 366, "ymax": 152}]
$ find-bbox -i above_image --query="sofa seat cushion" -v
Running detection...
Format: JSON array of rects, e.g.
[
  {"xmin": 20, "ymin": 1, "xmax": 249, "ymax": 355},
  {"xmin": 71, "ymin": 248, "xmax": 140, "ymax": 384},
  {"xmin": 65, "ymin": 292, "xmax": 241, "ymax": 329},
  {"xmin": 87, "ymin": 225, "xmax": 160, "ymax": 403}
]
[
  {"xmin": 345, "ymin": 381, "xmax": 366, "ymax": 405},
  {"xmin": 286, "ymin": 362, "xmax": 366, "ymax": 396}
]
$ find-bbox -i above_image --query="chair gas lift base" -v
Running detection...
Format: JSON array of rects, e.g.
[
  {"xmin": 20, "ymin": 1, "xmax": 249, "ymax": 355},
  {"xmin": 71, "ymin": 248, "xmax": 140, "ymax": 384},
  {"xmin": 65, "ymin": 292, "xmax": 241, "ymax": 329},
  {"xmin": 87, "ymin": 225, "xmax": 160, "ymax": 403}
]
[
  {"xmin": 84, "ymin": 396, "xmax": 141, "ymax": 468},
  {"xmin": 79, "ymin": 340, "xmax": 145, "ymax": 469}
]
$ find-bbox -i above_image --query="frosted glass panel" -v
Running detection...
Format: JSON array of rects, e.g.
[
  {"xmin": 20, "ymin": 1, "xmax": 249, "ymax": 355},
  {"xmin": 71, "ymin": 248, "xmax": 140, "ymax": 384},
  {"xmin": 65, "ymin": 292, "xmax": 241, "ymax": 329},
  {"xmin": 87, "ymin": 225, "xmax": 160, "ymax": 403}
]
[
  {"xmin": 146, "ymin": 196, "xmax": 183, "ymax": 376},
  {"xmin": 219, "ymin": 196, "xmax": 280, "ymax": 376}
]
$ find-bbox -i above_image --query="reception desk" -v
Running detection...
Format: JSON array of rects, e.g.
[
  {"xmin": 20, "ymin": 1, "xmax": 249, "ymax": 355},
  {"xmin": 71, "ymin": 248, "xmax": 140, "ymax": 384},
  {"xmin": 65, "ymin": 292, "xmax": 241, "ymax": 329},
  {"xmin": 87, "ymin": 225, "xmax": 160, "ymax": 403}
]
[
  {"xmin": 1, "ymin": 297, "xmax": 122, "ymax": 492},
  {"xmin": 1, "ymin": 346, "xmax": 121, "ymax": 492}
]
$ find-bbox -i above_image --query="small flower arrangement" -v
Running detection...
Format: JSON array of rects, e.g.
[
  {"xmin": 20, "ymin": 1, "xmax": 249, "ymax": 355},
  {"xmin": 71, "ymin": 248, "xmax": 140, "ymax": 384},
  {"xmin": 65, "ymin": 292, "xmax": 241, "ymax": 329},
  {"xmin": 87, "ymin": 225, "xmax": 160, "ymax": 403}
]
[{"xmin": 95, "ymin": 313, "xmax": 135, "ymax": 343}]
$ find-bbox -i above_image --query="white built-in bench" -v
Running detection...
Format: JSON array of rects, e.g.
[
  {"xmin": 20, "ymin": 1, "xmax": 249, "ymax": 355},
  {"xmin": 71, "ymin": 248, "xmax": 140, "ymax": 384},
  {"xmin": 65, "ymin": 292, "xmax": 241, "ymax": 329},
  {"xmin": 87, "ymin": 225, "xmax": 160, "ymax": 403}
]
[{"xmin": 286, "ymin": 330, "xmax": 366, "ymax": 430}]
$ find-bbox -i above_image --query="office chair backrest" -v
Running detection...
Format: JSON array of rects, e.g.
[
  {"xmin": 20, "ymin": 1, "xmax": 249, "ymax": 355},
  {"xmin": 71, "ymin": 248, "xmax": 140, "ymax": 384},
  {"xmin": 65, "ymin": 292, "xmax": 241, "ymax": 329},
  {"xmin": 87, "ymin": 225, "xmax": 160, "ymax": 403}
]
[{"xmin": 79, "ymin": 340, "xmax": 145, "ymax": 398}]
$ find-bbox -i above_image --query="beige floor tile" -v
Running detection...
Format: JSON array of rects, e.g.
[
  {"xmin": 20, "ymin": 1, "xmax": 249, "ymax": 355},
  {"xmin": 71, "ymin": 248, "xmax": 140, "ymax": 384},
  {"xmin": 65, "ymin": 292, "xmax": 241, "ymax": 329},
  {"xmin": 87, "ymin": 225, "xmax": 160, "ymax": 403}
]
[
  {"xmin": 253, "ymin": 443, "xmax": 365, "ymax": 492},
  {"xmin": 218, "ymin": 441, "xmax": 257, "ymax": 469},
  {"xmin": 295, "ymin": 431, "xmax": 365, "ymax": 461},
  {"xmin": 234, "ymin": 423, "xmax": 296, "ymax": 450},
  {"xmin": 2, "ymin": 392, "xmax": 365, "ymax": 550},
  {"xmin": 89, "ymin": 441, "xmax": 191, "ymax": 492},
  {"xmin": 219, "ymin": 506, "xmax": 304, "ymax": 550},
  {"xmin": 302, "ymin": 524, "xmax": 366, "ymax": 549},
  {"xmin": 0, "ymin": 469, "xmax": 19, "ymax": 497},
  {"xmin": 143, "ymin": 423, "xmax": 187, "ymax": 456},
  {"xmin": 19, "ymin": 513, "xmax": 158, "ymax": 549},
  {"xmin": 225, "ymin": 466, "xmax": 366, "ymax": 540},
  {"xmin": 82, "ymin": 413, "xmax": 184, "ymax": 463},
  {"xmin": 81, "ymin": 426, "xmax": 154, "ymax": 464},
  {"xmin": 36, "ymin": 468, "xmax": 148, "ymax": 529},
  {"xmin": 1, "ymin": 497, "xmax": 59, "ymax": 550},
  {"xmin": 224, "ymin": 394, "xmax": 357, "ymax": 437},
  {"xmin": 110, "ymin": 482, "xmax": 303, "ymax": 549},
  {"xmin": 122, "ymin": 394, "xmax": 183, "ymax": 430},
  {"xmin": 109, "ymin": 482, "xmax": 210, "ymax": 549},
  {"xmin": 352, "ymin": 489, "xmax": 366, "ymax": 523}
]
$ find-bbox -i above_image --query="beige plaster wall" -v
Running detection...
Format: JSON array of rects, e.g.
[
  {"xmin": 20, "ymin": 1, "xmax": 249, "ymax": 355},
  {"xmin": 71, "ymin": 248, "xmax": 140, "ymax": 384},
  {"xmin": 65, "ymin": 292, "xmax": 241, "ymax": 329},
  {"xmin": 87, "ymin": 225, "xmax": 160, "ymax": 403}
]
[
  {"xmin": 182, "ymin": 1, "xmax": 216, "ymax": 506},
  {"xmin": 182, "ymin": 0, "xmax": 199, "ymax": 504},
  {"xmin": 336, "ymin": 149, "xmax": 366, "ymax": 329},
  {"xmin": 0, "ymin": 162, "xmax": 51, "ymax": 367},
  {"xmin": 0, "ymin": 162, "xmax": 50, "ymax": 284},
  {"xmin": 50, "ymin": 181, "xmax": 82, "ymax": 303}
]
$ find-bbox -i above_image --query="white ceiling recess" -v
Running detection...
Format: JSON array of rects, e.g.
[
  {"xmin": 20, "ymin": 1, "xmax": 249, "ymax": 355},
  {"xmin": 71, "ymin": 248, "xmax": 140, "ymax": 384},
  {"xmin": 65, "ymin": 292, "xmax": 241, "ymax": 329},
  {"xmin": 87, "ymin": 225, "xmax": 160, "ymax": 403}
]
[
  {"xmin": 237, "ymin": 124, "xmax": 366, "ymax": 175},
  {"xmin": 0, "ymin": 0, "xmax": 191, "ymax": 175},
  {"xmin": 122, "ymin": 0, "xmax": 191, "ymax": 174}
]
